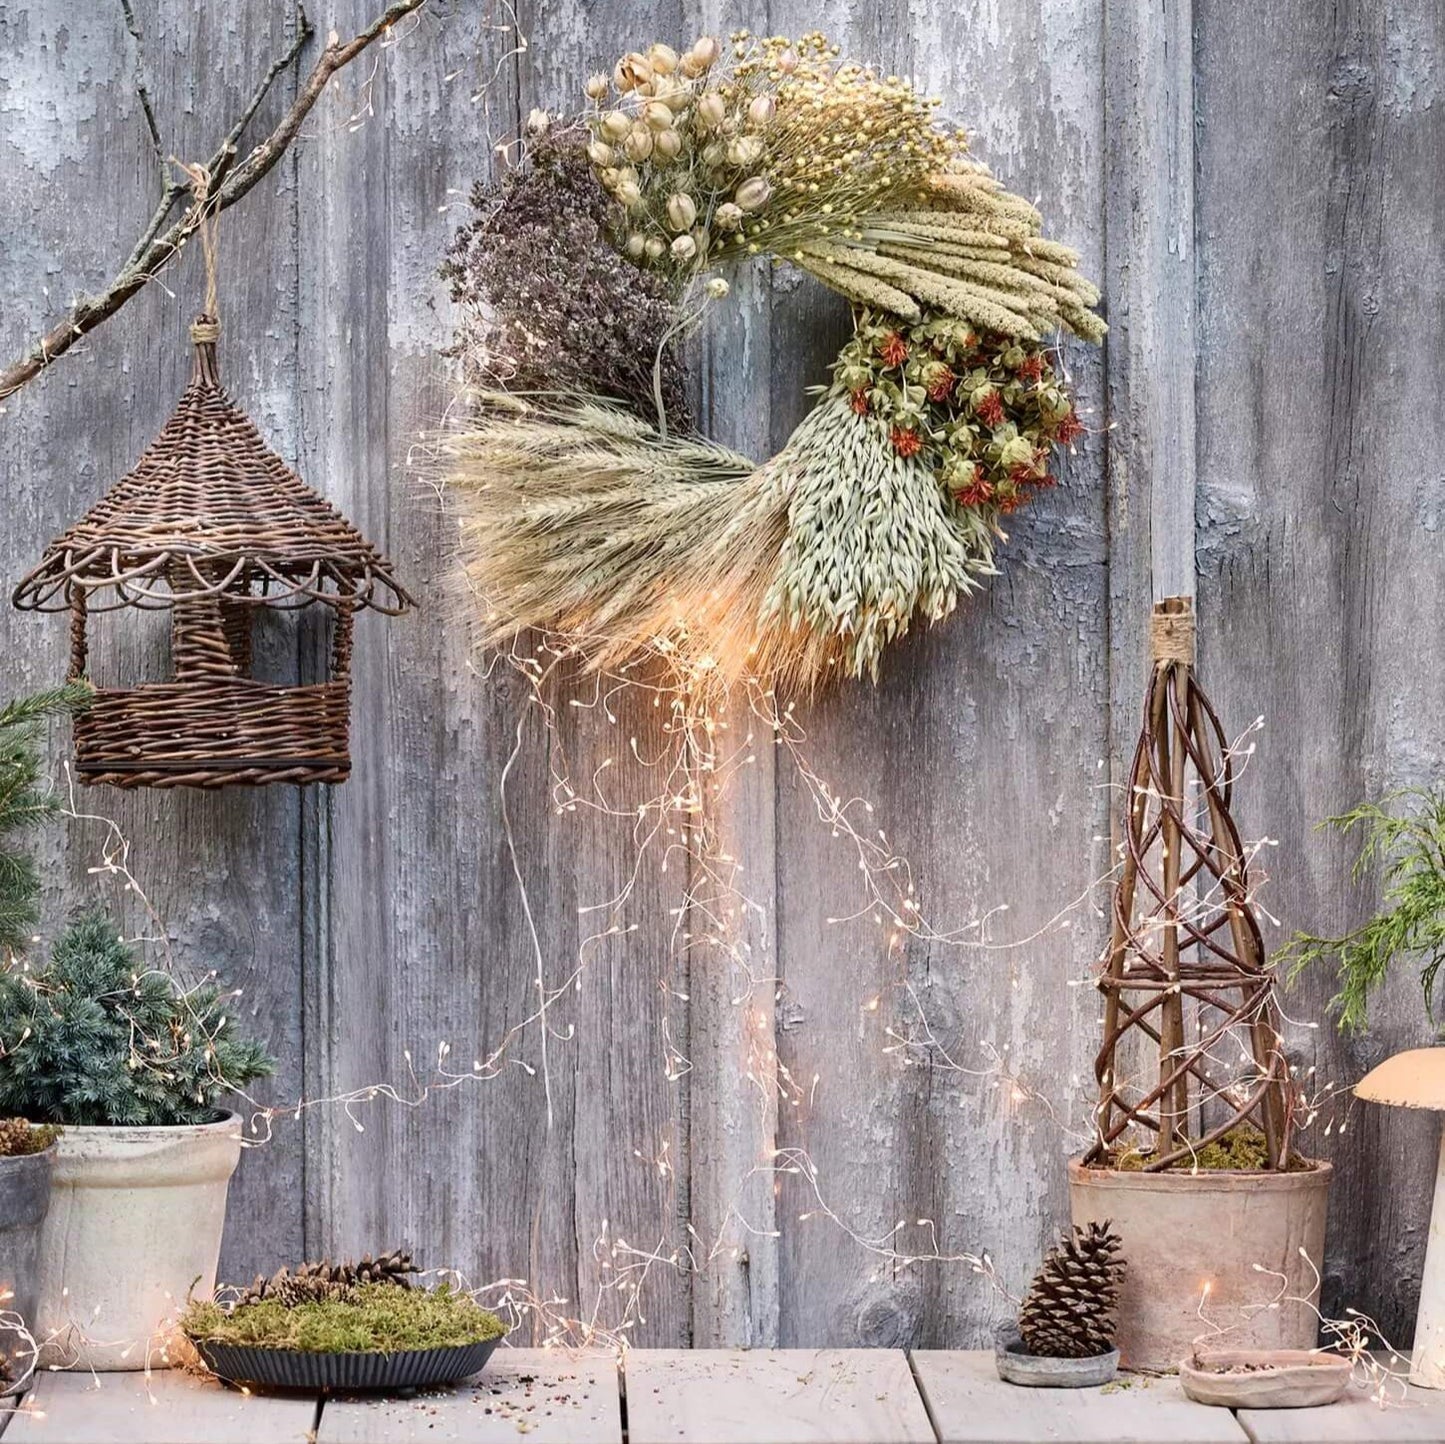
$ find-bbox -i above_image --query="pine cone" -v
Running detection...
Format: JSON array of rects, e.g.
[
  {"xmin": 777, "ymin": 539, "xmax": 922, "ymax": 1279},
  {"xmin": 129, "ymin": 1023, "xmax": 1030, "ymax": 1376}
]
[
  {"xmin": 235, "ymin": 1249, "xmax": 418, "ymax": 1309},
  {"xmin": 1017, "ymin": 1220, "xmax": 1125, "ymax": 1359}
]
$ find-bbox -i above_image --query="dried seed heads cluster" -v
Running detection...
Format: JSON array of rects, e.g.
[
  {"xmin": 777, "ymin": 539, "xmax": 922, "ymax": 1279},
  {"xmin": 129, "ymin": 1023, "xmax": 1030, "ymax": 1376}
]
[{"xmin": 584, "ymin": 31, "xmax": 969, "ymax": 276}]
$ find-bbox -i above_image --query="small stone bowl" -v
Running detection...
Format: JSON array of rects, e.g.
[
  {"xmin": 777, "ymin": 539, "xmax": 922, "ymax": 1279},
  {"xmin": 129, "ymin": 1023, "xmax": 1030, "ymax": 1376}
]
[{"xmin": 994, "ymin": 1323, "xmax": 1120, "ymax": 1388}]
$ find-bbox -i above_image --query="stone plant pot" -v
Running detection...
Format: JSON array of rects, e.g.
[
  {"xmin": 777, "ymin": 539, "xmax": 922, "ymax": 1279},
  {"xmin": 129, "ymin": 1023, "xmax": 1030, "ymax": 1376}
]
[
  {"xmin": 36, "ymin": 1112, "xmax": 242, "ymax": 1372},
  {"xmin": 0, "ymin": 1143, "xmax": 55, "ymax": 1389},
  {"xmin": 994, "ymin": 1323, "xmax": 1119, "ymax": 1388},
  {"xmin": 1069, "ymin": 1156, "xmax": 1332, "ymax": 1373}
]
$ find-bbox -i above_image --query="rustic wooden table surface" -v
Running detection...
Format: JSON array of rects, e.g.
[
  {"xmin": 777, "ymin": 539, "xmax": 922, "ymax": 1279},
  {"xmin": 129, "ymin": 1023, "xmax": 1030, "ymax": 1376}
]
[{"xmin": 0, "ymin": 1349, "xmax": 1440, "ymax": 1443}]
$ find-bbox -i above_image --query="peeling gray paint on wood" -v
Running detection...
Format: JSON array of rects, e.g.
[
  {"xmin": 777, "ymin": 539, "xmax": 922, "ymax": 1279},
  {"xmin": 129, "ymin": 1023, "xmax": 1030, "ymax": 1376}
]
[{"xmin": 0, "ymin": 0, "xmax": 1435, "ymax": 1350}]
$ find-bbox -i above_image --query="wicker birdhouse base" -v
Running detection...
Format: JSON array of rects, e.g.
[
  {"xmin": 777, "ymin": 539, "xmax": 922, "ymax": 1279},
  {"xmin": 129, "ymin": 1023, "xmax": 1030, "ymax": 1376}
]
[{"xmin": 74, "ymin": 679, "xmax": 352, "ymax": 789}]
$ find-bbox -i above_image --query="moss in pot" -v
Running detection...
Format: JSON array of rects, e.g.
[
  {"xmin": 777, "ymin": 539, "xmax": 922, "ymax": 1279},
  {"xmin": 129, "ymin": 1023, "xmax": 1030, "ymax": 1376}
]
[
  {"xmin": 0, "ymin": 913, "xmax": 274, "ymax": 1371},
  {"xmin": 995, "ymin": 1222, "xmax": 1124, "ymax": 1387},
  {"xmin": 183, "ymin": 1250, "xmax": 508, "ymax": 1392}
]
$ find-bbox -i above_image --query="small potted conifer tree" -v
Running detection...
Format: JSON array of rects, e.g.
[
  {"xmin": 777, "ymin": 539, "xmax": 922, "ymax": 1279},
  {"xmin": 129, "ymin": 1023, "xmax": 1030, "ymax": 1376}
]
[{"xmin": 0, "ymin": 914, "xmax": 274, "ymax": 1371}]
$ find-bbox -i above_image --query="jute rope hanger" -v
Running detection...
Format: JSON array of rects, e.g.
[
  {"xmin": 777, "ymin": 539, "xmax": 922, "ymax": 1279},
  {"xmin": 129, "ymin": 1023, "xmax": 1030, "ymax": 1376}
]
[{"xmin": 179, "ymin": 159, "xmax": 221, "ymax": 344}]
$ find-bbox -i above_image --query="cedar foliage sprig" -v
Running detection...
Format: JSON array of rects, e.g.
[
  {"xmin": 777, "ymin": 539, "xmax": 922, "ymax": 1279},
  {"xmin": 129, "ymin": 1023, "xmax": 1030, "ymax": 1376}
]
[
  {"xmin": 0, "ymin": 684, "xmax": 92, "ymax": 956},
  {"xmin": 0, "ymin": 912, "xmax": 274, "ymax": 1127},
  {"xmin": 1279, "ymin": 788, "xmax": 1445, "ymax": 1033}
]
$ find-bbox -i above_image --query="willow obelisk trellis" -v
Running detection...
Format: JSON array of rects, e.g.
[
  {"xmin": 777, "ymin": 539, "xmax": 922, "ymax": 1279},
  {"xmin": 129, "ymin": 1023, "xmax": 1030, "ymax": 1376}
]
[{"xmin": 1087, "ymin": 597, "xmax": 1293, "ymax": 1171}]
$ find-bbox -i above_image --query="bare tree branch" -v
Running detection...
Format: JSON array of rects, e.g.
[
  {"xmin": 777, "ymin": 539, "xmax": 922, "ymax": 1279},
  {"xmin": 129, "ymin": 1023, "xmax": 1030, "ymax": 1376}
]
[{"xmin": 0, "ymin": 0, "xmax": 427, "ymax": 406}]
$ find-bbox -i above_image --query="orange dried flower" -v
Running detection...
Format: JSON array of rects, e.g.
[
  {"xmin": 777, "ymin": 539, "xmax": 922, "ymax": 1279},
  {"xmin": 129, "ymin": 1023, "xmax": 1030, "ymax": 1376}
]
[
  {"xmin": 890, "ymin": 425, "xmax": 923, "ymax": 458},
  {"xmin": 879, "ymin": 332, "xmax": 909, "ymax": 367}
]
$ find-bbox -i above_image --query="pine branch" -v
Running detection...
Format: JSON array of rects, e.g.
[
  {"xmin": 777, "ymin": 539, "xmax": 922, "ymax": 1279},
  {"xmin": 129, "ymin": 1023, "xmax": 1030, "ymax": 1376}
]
[{"xmin": 0, "ymin": 0, "xmax": 427, "ymax": 405}]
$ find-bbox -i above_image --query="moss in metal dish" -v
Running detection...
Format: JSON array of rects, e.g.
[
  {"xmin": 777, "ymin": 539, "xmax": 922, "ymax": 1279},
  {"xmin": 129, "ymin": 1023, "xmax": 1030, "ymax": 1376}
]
[{"xmin": 181, "ymin": 1283, "xmax": 505, "ymax": 1354}]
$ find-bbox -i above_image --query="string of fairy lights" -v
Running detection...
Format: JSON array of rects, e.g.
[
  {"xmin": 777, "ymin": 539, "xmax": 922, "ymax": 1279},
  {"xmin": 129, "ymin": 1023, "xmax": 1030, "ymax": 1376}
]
[{"xmin": 45, "ymin": 594, "xmax": 1356, "ymax": 1364}]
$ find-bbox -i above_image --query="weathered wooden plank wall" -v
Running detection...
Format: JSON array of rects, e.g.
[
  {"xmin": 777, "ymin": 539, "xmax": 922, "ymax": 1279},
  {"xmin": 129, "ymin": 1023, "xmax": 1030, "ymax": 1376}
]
[{"xmin": 0, "ymin": 0, "xmax": 1437, "ymax": 1349}]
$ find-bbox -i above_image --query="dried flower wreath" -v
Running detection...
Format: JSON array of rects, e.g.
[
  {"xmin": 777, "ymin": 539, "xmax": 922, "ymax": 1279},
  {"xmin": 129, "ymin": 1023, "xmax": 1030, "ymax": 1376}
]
[{"xmin": 442, "ymin": 31, "xmax": 1104, "ymax": 691}]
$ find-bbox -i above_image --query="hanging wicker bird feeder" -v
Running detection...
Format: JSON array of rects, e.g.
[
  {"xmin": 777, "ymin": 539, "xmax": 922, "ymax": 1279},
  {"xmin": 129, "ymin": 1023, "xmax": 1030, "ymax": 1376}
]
[{"xmin": 11, "ymin": 315, "xmax": 412, "ymax": 789}]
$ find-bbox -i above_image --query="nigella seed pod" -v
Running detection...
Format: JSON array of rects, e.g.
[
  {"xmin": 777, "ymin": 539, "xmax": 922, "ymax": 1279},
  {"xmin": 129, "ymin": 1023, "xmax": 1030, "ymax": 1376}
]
[
  {"xmin": 700, "ymin": 140, "xmax": 727, "ymax": 169},
  {"xmin": 615, "ymin": 179, "xmax": 643, "ymax": 208},
  {"xmin": 671, "ymin": 233, "xmax": 698, "ymax": 262},
  {"xmin": 776, "ymin": 47, "xmax": 799, "ymax": 74},
  {"xmin": 726, "ymin": 136, "xmax": 764, "ymax": 167},
  {"xmin": 666, "ymin": 193, "xmax": 698, "ymax": 231},
  {"xmin": 694, "ymin": 91, "xmax": 726, "ymax": 128},
  {"xmin": 625, "ymin": 232, "xmax": 647, "ymax": 260},
  {"xmin": 653, "ymin": 129, "xmax": 683, "ymax": 161},
  {"xmin": 601, "ymin": 110, "xmax": 632, "ymax": 142},
  {"xmin": 585, "ymin": 73, "xmax": 610, "ymax": 101},
  {"xmin": 734, "ymin": 176, "xmax": 772, "ymax": 211},
  {"xmin": 623, "ymin": 127, "xmax": 654, "ymax": 161},
  {"xmin": 747, "ymin": 95, "xmax": 776, "ymax": 127},
  {"xmin": 644, "ymin": 236, "xmax": 667, "ymax": 261},
  {"xmin": 713, "ymin": 201, "xmax": 744, "ymax": 232},
  {"xmin": 616, "ymin": 51, "xmax": 652, "ymax": 91},
  {"xmin": 689, "ymin": 36, "xmax": 721, "ymax": 68},
  {"xmin": 643, "ymin": 101, "xmax": 675, "ymax": 131},
  {"xmin": 586, "ymin": 140, "xmax": 614, "ymax": 167},
  {"xmin": 600, "ymin": 166, "xmax": 622, "ymax": 189},
  {"xmin": 647, "ymin": 43, "xmax": 679, "ymax": 75}
]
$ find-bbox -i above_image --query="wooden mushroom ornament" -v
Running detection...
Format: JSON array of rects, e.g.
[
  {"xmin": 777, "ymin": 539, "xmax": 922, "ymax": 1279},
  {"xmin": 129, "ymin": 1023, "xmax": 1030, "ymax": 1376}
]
[
  {"xmin": 1355, "ymin": 1048, "xmax": 1445, "ymax": 1387},
  {"xmin": 11, "ymin": 315, "xmax": 411, "ymax": 788}
]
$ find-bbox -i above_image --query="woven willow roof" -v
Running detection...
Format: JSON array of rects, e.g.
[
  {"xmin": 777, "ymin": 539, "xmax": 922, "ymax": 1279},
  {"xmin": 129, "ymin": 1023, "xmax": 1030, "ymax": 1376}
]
[{"xmin": 13, "ymin": 335, "xmax": 411, "ymax": 614}]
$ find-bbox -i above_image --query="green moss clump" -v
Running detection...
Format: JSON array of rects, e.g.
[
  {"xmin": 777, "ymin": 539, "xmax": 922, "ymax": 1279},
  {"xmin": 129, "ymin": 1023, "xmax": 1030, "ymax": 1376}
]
[
  {"xmin": 182, "ymin": 1284, "xmax": 506, "ymax": 1355},
  {"xmin": 1107, "ymin": 1126, "xmax": 1312, "ymax": 1173}
]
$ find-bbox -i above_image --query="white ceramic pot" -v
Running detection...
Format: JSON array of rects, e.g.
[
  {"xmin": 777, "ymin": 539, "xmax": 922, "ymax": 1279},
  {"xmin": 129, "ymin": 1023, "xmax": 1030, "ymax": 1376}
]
[{"xmin": 36, "ymin": 1112, "xmax": 242, "ymax": 1371}]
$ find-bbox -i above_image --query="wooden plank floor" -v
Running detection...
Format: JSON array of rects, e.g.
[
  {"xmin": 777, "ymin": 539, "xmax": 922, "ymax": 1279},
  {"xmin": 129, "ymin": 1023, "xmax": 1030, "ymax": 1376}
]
[
  {"xmin": 911, "ymin": 1349, "xmax": 1249, "ymax": 1443},
  {"xmin": 318, "ymin": 1350, "xmax": 622, "ymax": 1442},
  {"xmin": 625, "ymin": 1349, "xmax": 934, "ymax": 1444},
  {"xmin": 0, "ymin": 1350, "xmax": 1442, "ymax": 1442}
]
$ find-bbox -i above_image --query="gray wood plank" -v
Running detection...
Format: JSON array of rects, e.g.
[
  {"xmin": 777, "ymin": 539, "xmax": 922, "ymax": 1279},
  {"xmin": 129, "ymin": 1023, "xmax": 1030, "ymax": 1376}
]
[
  {"xmin": 766, "ymin": 0, "xmax": 1111, "ymax": 1351},
  {"xmin": 317, "ymin": 1348, "xmax": 622, "ymax": 1443},
  {"xmin": 0, "ymin": 0, "xmax": 306, "ymax": 1284},
  {"xmin": 625, "ymin": 1348, "xmax": 935, "ymax": 1444},
  {"xmin": 1236, "ymin": 1381, "xmax": 1445, "ymax": 1439},
  {"xmin": 1194, "ymin": 0, "xmax": 1445, "ymax": 1345},
  {"xmin": 912, "ymin": 1350, "xmax": 1247, "ymax": 1444},
  {"xmin": 2, "ymin": 1370, "xmax": 315, "ymax": 1444},
  {"xmin": 1239, "ymin": 1379, "xmax": 1445, "ymax": 1442}
]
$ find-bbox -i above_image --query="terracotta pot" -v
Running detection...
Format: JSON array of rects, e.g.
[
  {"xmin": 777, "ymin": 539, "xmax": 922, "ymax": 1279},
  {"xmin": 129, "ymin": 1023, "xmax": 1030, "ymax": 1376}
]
[
  {"xmin": 1069, "ymin": 1156, "xmax": 1332, "ymax": 1372},
  {"xmin": 36, "ymin": 1112, "xmax": 242, "ymax": 1371}
]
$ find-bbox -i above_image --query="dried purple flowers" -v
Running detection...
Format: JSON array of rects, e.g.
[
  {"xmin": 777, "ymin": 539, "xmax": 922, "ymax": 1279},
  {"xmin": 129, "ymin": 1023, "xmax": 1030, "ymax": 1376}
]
[{"xmin": 440, "ymin": 123, "xmax": 691, "ymax": 429}]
